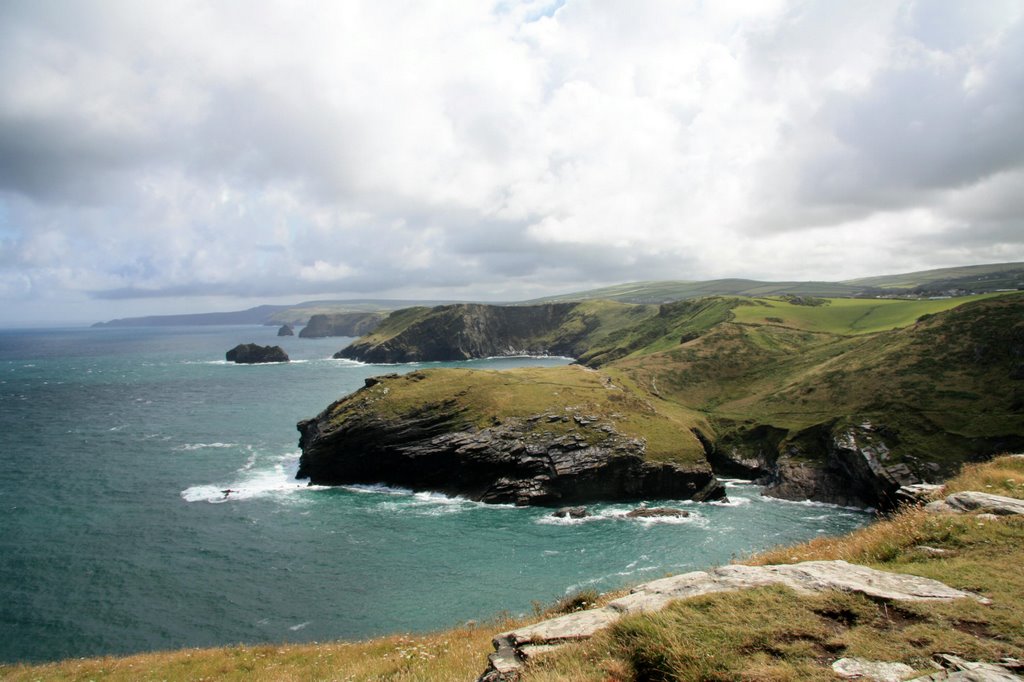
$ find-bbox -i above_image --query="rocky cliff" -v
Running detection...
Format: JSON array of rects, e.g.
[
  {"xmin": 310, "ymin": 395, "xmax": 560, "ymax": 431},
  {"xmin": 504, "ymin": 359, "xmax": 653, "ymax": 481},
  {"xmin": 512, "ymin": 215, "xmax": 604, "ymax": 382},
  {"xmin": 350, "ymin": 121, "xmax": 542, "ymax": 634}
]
[
  {"xmin": 334, "ymin": 301, "xmax": 658, "ymax": 363},
  {"xmin": 298, "ymin": 312, "xmax": 386, "ymax": 338},
  {"xmin": 306, "ymin": 293, "xmax": 1024, "ymax": 510},
  {"xmin": 296, "ymin": 366, "xmax": 724, "ymax": 505}
]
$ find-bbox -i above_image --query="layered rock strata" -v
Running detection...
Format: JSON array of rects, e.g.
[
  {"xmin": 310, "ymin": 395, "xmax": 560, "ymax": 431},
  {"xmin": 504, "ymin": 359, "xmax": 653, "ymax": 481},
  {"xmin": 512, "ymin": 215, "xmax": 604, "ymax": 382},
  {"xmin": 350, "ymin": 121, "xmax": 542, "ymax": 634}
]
[{"xmin": 479, "ymin": 560, "xmax": 990, "ymax": 681}]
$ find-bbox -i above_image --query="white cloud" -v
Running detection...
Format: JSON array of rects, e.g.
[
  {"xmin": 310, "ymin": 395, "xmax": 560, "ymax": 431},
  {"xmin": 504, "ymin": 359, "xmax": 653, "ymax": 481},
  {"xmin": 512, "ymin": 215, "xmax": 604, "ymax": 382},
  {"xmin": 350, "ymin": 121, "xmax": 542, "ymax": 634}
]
[{"xmin": 0, "ymin": 0, "xmax": 1022, "ymax": 322}]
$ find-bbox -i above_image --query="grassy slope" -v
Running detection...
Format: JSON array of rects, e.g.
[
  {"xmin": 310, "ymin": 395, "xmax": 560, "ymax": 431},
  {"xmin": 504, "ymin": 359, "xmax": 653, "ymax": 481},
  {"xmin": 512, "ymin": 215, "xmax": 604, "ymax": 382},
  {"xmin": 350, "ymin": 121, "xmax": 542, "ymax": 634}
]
[
  {"xmin": 7, "ymin": 457, "xmax": 1022, "ymax": 681},
  {"xmin": 528, "ymin": 279, "xmax": 863, "ymax": 304},
  {"xmin": 844, "ymin": 262, "xmax": 1024, "ymax": 289},
  {"xmin": 527, "ymin": 455, "xmax": 1024, "ymax": 681},
  {"xmin": 730, "ymin": 293, "xmax": 1006, "ymax": 335},
  {"xmin": 325, "ymin": 364, "xmax": 709, "ymax": 466},
  {"xmin": 607, "ymin": 293, "xmax": 1023, "ymax": 472},
  {"xmin": 527, "ymin": 263, "xmax": 1024, "ymax": 304}
]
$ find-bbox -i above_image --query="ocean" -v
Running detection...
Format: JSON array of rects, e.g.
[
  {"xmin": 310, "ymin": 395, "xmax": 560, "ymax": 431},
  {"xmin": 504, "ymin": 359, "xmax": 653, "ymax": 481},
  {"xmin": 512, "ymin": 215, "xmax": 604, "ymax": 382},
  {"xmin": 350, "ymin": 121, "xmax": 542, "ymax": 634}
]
[{"xmin": 0, "ymin": 325, "xmax": 869, "ymax": 663}]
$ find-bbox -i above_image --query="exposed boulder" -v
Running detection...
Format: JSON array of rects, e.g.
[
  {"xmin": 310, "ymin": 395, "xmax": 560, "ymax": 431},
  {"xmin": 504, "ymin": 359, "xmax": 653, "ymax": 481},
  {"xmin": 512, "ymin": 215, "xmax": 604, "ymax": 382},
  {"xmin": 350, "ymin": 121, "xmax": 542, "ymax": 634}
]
[
  {"xmin": 552, "ymin": 506, "xmax": 588, "ymax": 519},
  {"xmin": 225, "ymin": 343, "xmax": 289, "ymax": 364},
  {"xmin": 896, "ymin": 483, "xmax": 945, "ymax": 507},
  {"xmin": 625, "ymin": 506, "xmax": 689, "ymax": 518},
  {"xmin": 925, "ymin": 491, "xmax": 1024, "ymax": 516},
  {"xmin": 277, "ymin": 324, "xmax": 294, "ymax": 336},
  {"xmin": 832, "ymin": 657, "xmax": 915, "ymax": 681},
  {"xmin": 911, "ymin": 654, "xmax": 1024, "ymax": 681},
  {"xmin": 479, "ymin": 560, "xmax": 988, "ymax": 681}
]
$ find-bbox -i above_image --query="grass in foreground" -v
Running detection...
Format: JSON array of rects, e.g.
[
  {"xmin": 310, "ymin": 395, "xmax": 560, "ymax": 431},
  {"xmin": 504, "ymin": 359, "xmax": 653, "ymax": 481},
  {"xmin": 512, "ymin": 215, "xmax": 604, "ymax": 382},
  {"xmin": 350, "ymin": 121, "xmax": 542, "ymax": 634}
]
[
  {"xmin": 0, "ymin": 618, "xmax": 523, "ymax": 682},
  {"xmin": 525, "ymin": 455, "xmax": 1024, "ymax": 681}
]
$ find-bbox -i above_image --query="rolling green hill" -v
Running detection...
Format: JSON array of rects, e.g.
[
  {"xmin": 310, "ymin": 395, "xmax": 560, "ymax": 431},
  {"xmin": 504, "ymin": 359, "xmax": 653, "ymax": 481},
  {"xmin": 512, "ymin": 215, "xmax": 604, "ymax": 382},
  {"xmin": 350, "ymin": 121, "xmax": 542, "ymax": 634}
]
[
  {"xmin": 527, "ymin": 263, "xmax": 1024, "ymax": 305},
  {"xmin": 844, "ymin": 261, "xmax": 1024, "ymax": 290}
]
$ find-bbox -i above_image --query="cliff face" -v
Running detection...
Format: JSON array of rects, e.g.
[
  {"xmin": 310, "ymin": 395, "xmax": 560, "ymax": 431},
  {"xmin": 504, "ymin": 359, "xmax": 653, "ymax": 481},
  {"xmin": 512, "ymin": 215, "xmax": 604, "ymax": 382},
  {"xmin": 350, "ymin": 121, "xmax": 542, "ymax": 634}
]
[
  {"xmin": 334, "ymin": 303, "xmax": 581, "ymax": 362},
  {"xmin": 296, "ymin": 367, "xmax": 725, "ymax": 505},
  {"xmin": 298, "ymin": 312, "xmax": 386, "ymax": 338}
]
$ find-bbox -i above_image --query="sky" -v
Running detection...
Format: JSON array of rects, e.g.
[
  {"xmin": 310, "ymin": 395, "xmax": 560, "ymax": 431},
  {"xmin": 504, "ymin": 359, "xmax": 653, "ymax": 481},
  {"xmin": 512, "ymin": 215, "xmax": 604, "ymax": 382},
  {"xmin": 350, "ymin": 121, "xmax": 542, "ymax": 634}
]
[{"xmin": 1, "ymin": 0, "xmax": 1023, "ymax": 324}]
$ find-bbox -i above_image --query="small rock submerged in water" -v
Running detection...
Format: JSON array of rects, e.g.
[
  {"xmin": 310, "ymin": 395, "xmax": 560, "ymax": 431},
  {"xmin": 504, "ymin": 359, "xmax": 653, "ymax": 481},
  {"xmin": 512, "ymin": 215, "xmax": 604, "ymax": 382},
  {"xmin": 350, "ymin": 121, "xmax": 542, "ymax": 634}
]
[
  {"xmin": 552, "ymin": 506, "xmax": 588, "ymax": 519},
  {"xmin": 625, "ymin": 506, "xmax": 690, "ymax": 519}
]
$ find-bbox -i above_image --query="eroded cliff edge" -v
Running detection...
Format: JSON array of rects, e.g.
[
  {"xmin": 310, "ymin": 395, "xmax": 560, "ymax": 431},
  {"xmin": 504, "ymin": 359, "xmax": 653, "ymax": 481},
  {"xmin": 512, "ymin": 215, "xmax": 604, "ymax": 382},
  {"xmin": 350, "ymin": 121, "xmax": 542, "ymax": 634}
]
[{"xmin": 296, "ymin": 366, "xmax": 725, "ymax": 505}]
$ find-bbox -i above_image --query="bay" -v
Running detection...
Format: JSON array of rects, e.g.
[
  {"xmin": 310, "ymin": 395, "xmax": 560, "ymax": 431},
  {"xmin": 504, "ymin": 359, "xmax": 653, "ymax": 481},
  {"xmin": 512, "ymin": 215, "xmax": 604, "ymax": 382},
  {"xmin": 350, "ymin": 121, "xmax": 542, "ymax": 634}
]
[{"xmin": 0, "ymin": 325, "xmax": 869, "ymax": 663}]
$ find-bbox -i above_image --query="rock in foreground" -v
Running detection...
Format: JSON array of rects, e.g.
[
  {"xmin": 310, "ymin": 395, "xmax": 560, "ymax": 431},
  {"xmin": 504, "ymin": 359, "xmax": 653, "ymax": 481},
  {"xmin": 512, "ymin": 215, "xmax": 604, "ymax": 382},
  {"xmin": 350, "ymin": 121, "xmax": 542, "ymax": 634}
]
[
  {"xmin": 226, "ymin": 343, "xmax": 289, "ymax": 364},
  {"xmin": 296, "ymin": 366, "xmax": 725, "ymax": 506},
  {"xmin": 481, "ymin": 560, "xmax": 989, "ymax": 681}
]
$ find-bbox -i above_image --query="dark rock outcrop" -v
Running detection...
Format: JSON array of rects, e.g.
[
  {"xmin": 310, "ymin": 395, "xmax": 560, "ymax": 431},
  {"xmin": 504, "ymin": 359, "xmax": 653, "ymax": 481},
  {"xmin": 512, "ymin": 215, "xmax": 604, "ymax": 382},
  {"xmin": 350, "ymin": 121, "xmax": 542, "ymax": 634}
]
[
  {"xmin": 759, "ymin": 421, "xmax": 914, "ymax": 509},
  {"xmin": 296, "ymin": 380, "xmax": 725, "ymax": 506},
  {"xmin": 277, "ymin": 324, "xmax": 294, "ymax": 336},
  {"xmin": 226, "ymin": 343, "xmax": 289, "ymax": 364},
  {"xmin": 553, "ymin": 506, "xmax": 588, "ymax": 519},
  {"xmin": 298, "ymin": 312, "xmax": 385, "ymax": 338},
  {"xmin": 625, "ymin": 506, "xmax": 689, "ymax": 518}
]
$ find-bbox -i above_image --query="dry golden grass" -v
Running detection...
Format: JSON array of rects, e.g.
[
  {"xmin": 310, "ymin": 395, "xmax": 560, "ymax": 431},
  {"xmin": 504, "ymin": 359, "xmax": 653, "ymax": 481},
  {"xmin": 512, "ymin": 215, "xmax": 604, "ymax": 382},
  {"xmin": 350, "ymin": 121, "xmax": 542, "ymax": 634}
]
[
  {"xmin": 521, "ymin": 455, "xmax": 1024, "ymax": 681},
  {"xmin": 0, "ymin": 618, "xmax": 520, "ymax": 682}
]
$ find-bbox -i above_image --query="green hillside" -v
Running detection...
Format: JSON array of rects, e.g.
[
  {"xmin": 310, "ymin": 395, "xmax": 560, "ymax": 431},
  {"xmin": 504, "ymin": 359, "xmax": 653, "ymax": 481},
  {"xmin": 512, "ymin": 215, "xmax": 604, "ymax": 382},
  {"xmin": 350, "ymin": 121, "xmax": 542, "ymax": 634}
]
[
  {"xmin": 730, "ymin": 293, "xmax": 1007, "ymax": 335},
  {"xmin": 336, "ymin": 290, "xmax": 1024, "ymax": 498},
  {"xmin": 844, "ymin": 262, "xmax": 1024, "ymax": 290},
  {"xmin": 528, "ymin": 263, "xmax": 1024, "ymax": 305}
]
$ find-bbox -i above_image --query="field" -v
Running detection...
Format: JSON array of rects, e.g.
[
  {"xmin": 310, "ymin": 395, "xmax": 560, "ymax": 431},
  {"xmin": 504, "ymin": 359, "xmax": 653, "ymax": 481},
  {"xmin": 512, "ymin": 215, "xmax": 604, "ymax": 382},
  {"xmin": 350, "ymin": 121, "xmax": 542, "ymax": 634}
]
[{"xmin": 730, "ymin": 293, "xmax": 1007, "ymax": 335}]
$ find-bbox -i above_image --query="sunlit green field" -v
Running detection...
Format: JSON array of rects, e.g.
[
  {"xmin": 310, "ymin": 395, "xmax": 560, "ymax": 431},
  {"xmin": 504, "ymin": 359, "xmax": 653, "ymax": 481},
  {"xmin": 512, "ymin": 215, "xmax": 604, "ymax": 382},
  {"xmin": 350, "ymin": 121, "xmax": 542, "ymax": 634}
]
[{"xmin": 731, "ymin": 292, "xmax": 1009, "ymax": 335}]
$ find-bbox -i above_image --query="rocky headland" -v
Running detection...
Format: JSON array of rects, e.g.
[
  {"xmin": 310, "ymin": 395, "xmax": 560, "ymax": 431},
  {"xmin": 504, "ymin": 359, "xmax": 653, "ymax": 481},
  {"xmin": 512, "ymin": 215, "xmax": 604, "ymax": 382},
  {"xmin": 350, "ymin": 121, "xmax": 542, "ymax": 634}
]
[
  {"xmin": 333, "ymin": 301, "xmax": 658, "ymax": 363},
  {"xmin": 314, "ymin": 293, "xmax": 1024, "ymax": 511},
  {"xmin": 296, "ymin": 366, "xmax": 724, "ymax": 505}
]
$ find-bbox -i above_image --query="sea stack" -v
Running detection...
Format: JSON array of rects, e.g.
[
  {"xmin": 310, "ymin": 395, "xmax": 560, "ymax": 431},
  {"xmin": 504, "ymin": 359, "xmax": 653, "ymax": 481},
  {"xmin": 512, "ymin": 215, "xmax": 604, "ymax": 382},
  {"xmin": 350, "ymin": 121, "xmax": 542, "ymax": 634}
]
[
  {"xmin": 277, "ymin": 324, "xmax": 295, "ymax": 336},
  {"xmin": 226, "ymin": 344, "xmax": 289, "ymax": 364}
]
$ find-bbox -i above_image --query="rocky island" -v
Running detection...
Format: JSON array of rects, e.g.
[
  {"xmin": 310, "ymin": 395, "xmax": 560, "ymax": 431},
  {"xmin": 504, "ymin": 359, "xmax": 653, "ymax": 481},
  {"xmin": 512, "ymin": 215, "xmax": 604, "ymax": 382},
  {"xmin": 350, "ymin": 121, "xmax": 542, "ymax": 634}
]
[{"xmin": 226, "ymin": 343, "xmax": 289, "ymax": 364}]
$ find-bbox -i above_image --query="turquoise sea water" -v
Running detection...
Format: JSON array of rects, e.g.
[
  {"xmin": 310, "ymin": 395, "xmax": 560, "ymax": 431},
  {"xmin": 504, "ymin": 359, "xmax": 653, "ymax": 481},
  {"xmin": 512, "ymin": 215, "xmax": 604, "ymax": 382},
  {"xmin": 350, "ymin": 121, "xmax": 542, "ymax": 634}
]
[{"xmin": 0, "ymin": 325, "xmax": 870, "ymax": 663}]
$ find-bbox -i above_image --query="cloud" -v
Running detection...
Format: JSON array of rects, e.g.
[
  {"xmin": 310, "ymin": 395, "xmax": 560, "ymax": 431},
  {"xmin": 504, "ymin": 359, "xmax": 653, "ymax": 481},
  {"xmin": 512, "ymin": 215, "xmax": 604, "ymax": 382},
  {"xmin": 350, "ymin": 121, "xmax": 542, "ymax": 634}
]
[{"xmin": 0, "ymin": 0, "xmax": 1022, "ymax": 322}]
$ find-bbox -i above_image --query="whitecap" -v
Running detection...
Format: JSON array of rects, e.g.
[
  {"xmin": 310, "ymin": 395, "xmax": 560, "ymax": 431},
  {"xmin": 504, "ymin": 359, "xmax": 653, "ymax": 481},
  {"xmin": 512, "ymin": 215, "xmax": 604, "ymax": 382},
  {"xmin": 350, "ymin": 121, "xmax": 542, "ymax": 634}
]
[
  {"xmin": 763, "ymin": 495, "xmax": 871, "ymax": 513},
  {"xmin": 174, "ymin": 442, "xmax": 238, "ymax": 451},
  {"xmin": 289, "ymin": 621, "xmax": 311, "ymax": 631},
  {"xmin": 180, "ymin": 452, "xmax": 327, "ymax": 503},
  {"xmin": 710, "ymin": 496, "xmax": 752, "ymax": 507},
  {"xmin": 719, "ymin": 478, "xmax": 757, "ymax": 487},
  {"xmin": 342, "ymin": 483, "xmax": 415, "ymax": 496}
]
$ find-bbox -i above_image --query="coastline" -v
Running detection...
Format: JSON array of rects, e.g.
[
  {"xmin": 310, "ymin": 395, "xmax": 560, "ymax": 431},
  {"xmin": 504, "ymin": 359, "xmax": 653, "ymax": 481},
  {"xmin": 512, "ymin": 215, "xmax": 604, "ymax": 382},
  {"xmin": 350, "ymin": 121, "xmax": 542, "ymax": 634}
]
[{"xmin": 5, "ymin": 455, "xmax": 1022, "ymax": 681}]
